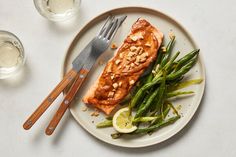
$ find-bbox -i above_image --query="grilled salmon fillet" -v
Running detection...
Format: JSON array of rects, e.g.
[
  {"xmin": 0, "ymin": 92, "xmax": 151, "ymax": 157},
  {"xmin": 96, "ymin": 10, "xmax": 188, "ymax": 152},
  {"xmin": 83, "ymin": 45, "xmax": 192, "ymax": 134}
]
[{"xmin": 83, "ymin": 18, "xmax": 164, "ymax": 115}]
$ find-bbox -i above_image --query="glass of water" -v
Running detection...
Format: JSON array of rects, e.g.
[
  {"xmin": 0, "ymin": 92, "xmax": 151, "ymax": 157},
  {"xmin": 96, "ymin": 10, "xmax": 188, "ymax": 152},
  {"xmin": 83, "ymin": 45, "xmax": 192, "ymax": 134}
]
[
  {"xmin": 0, "ymin": 31, "xmax": 25, "ymax": 79},
  {"xmin": 34, "ymin": 0, "xmax": 81, "ymax": 21}
]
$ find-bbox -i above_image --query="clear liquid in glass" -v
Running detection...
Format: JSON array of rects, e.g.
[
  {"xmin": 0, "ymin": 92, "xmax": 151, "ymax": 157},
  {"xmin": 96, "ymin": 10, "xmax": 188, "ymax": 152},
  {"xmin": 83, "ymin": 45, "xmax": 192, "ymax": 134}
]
[{"xmin": 0, "ymin": 31, "xmax": 25, "ymax": 79}]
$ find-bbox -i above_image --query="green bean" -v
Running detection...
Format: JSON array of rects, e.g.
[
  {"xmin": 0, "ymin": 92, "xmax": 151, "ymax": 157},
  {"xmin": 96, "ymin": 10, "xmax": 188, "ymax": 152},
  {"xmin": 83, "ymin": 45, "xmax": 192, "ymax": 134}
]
[
  {"xmin": 131, "ymin": 45, "xmax": 198, "ymax": 109},
  {"xmin": 160, "ymin": 103, "xmax": 165, "ymax": 119},
  {"xmin": 153, "ymin": 70, "xmax": 163, "ymax": 82},
  {"xmin": 132, "ymin": 117, "xmax": 158, "ymax": 123},
  {"xmin": 130, "ymin": 60, "xmax": 195, "ymax": 109},
  {"xmin": 167, "ymin": 91, "xmax": 194, "ymax": 98},
  {"xmin": 149, "ymin": 95, "xmax": 166, "ymax": 118},
  {"xmin": 150, "ymin": 73, "xmax": 167, "ymax": 112},
  {"xmin": 96, "ymin": 120, "xmax": 112, "ymax": 128},
  {"xmin": 167, "ymin": 101, "xmax": 179, "ymax": 116},
  {"xmin": 167, "ymin": 79, "xmax": 203, "ymax": 92},
  {"xmin": 166, "ymin": 76, "xmax": 184, "ymax": 86},
  {"xmin": 154, "ymin": 45, "xmax": 165, "ymax": 66},
  {"xmin": 167, "ymin": 58, "xmax": 197, "ymax": 81},
  {"xmin": 136, "ymin": 88, "xmax": 155, "ymax": 111},
  {"xmin": 145, "ymin": 73, "xmax": 154, "ymax": 83},
  {"xmin": 133, "ymin": 50, "xmax": 178, "ymax": 112},
  {"xmin": 150, "ymin": 103, "xmax": 171, "ymax": 125},
  {"xmin": 164, "ymin": 51, "xmax": 180, "ymax": 73},
  {"xmin": 162, "ymin": 104, "xmax": 171, "ymax": 119},
  {"xmin": 130, "ymin": 77, "xmax": 161, "ymax": 108},
  {"xmin": 153, "ymin": 50, "xmax": 181, "ymax": 80},
  {"xmin": 133, "ymin": 115, "xmax": 180, "ymax": 134},
  {"xmin": 160, "ymin": 36, "xmax": 176, "ymax": 67},
  {"xmin": 136, "ymin": 71, "xmax": 167, "ymax": 118},
  {"xmin": 135, "ymin": 88, "xmax": 159, "ymax": 118},
  {"xmin": 105, "ymin": 116, "xmax": 113, "ymax": 120},
  {"xmin": 175, "ymin": 49, "xmax": 199, "ymax": 71}
]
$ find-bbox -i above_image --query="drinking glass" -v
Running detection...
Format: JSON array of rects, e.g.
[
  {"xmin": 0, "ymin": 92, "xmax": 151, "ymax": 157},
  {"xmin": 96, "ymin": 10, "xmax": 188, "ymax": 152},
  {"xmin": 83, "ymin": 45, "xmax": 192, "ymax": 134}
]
[
  {"xmin": 34, "ymin": 0, "xmax": 81, "ymax": 21},
  {"xmin": 0, "ymin": 31, "xmax": 25, "ymax": 79}
]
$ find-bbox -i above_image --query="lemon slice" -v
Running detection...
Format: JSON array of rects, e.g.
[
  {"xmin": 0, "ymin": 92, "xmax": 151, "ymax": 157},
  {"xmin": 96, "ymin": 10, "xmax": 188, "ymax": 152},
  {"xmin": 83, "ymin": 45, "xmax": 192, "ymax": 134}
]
[{"xmin": 112, "ymin": 107, "xmax": 137, "ymax": 133}]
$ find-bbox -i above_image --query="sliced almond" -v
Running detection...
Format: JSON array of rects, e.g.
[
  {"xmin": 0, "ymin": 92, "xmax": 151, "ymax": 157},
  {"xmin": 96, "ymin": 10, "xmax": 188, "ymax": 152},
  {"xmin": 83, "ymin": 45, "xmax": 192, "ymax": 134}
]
[
  {"xmin": 118, "ymin": 82, "xmax": 122, "ymax": 87},
  {"xmin": 130, "ymin": 35, "xmax": 138, "ymax": 41},
  {"xmin": 126, "ymin": 57, "xmax": 131, "ymax": 61},
  {"xmin": 130, "ymin": 46, "xmax": 137, "ymax": 52},
  {"xmin": 129, "ymin": 80, "xmax": 135, "ymax": 85},
  {"xmin": 161, "ymin": 46, "xmax": 167, "ymax": 52},
  {"xmin": 107, "ymin": 67, "xmax": 112, "ymax": 73},
  {"xmin": 91, "ymin": 111, "xmax": 100, "ymax": 117},
  {"xmin": 111, "ymin": 74, "xmax": 115, "ymax": 80},
  {"xmin": 130, "ymin": 32, "xmax": 144, "ymax": 41},
  {"xmin": 137, "ymin": 47, "xmax": 144, "ymax": 55},
  {"xmin": 155, "ymin": 64, "xmax": 160, "ymax": 71},
  {"xmin": 139, "ymin": 58, "xmax": 146, "ymax": 63},
  {"xmin": 81, "ymin": 106, "xmax": 88, "ymax": 112},
  {"xmin": 119, "ymin": 53, "xmax": 123, "ymax": 58},
  {"xmin": 137, "ymin": 52, "xmax": 148, "ymax": 63},
  {"xmin": 127, "ymin": 51, "xmax": 135, "ymax": 57},
  {"xmin": 134, "ymin": 61, "xmax": 140, "ymax": 66},
  {"xmin": 138, "ymin": 56, "xmax": 147, "ymax": 63},
  {"xmin": 145, "ymin": 43, "xmax": 151, "ymax": 47},
  {"xmin": 108, "ymin": 91, "xmax": 115, "ymax": 98},
  {"xmin": 130, "ymin": 63, "xmax": 135, "ymax": 67},
  {"xmin": 125, "ymin": 65, "xmax": 130, "ymax": 68},
  {"xmin": 143, "ymin": 52, "xmax": 149, "ymax": 57},
  {"xmin": 115, "ymin": 59, "xmax": 121, "ymax": 65},
  {"xmin": 113, "ymin": 83, "xmax": 119, "ymax": 89}
]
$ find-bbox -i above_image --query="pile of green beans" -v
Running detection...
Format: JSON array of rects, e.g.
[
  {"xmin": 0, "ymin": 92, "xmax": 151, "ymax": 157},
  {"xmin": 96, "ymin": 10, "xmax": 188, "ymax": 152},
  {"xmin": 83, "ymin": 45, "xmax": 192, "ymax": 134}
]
[{"xmin": 96, "ymin": 36, "xmax": 203, "ymax": 138}]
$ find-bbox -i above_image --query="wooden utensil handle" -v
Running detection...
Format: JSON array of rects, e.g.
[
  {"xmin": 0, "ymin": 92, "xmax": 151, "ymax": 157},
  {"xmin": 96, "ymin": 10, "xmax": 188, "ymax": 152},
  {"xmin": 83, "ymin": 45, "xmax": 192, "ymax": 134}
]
[
  {"xmin": 45, "ymin": 68, "xmax": 89, "ymax": 135},
  {"xmin": 23, "ymin": 69, "xmax": 78, "ymax": 130}
]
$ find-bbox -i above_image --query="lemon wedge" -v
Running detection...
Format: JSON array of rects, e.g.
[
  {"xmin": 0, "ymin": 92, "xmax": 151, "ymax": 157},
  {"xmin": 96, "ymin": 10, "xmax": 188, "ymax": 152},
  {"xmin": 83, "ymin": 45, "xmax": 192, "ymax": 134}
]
[{"xmin": 112, "ymin": 107, "xmax": 137, "ymax": 133}]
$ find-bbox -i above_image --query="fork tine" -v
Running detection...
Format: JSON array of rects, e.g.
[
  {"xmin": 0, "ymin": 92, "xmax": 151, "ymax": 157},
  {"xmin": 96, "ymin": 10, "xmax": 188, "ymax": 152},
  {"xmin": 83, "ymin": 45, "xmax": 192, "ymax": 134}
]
[
  {"xmin": 106, "ymin": 18, "xmax": 118, "ymax": 40},
  {"xmin": 99, "ymin": 16, "xmax": 115, "ymax": 37},
  {"xmin": 98, "ymin": 16, "xmax": 113, "ymax": 36},
  {"xmin": 106, "ymin": 15, "xmax": 127, "ymax": 41}
]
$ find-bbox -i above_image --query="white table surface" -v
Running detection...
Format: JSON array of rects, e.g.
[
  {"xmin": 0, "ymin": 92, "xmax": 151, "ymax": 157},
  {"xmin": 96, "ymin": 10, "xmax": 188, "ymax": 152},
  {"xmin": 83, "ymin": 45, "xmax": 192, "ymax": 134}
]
[{"xmin": 0, "ymin": 0, "xmax": 236, "ymax": 156}]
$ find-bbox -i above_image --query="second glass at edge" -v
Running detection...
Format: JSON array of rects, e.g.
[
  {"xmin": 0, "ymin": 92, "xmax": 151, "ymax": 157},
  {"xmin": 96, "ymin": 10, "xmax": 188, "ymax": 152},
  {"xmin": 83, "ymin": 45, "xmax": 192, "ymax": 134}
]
[{"xmin": 34, "ymin": 0, "xmax": 81, "ymax": 22}]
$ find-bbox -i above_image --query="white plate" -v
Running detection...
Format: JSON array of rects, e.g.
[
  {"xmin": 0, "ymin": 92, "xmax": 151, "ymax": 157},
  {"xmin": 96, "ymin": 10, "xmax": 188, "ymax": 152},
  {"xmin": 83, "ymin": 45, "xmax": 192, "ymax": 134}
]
[{"xmin": 62, "ymin": 7, "xmax": 206, "ymax": 148}]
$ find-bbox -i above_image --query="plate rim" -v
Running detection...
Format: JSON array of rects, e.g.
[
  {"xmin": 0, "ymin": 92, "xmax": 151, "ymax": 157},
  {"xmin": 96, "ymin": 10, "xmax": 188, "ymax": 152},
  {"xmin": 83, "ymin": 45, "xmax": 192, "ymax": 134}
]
[{"xmin": 61, "ymin": 6, "xmax": 206, "ymax": 148}]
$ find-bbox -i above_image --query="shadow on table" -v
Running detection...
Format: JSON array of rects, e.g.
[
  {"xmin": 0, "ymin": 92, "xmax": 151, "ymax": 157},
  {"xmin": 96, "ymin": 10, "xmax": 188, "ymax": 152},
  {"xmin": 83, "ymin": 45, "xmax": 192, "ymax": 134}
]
[
  {"xmin": 30, "ymin": 97, "xmax": 72, "ymax": 144},
  {"xmin": 46, "ymin": 7, "xmax": 86, "ymax": 35},
  {"xmin": 52, "ymin": 111, "xmax": 72, "ymax": 144},
  {"xmin": 0, "ymin": 62, "xmax": 31, "ymax": 88}
]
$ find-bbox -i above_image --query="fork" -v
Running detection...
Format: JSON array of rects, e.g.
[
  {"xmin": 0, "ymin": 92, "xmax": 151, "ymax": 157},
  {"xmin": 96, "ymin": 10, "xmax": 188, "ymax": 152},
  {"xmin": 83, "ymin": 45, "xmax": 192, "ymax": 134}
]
[{"xmin": 23, "ymin": 15, "xmax": 127, "ymax": 135}]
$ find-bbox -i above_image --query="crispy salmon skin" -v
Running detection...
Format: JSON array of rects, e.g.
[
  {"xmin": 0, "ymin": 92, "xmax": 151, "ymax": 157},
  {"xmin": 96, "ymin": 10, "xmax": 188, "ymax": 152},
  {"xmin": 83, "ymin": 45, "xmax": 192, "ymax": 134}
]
[{"xmin": 83, "ymin": 18, "xmax": 164, "ymax": 115}]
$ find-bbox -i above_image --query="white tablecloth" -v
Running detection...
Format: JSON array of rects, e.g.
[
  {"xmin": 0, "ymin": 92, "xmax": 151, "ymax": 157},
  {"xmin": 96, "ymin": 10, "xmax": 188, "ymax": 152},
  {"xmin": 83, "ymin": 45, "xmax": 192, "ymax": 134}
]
[{"xmin": 0, "ymin": 0, "xmax": 236, "ymax": 156}]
